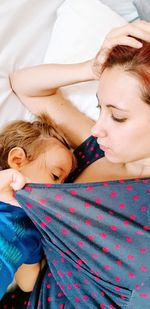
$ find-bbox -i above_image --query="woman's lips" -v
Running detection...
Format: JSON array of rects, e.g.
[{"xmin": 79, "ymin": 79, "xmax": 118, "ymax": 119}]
[{"xmin": 100, "ymin": 144, "xmax": 110, "ymax": 151}]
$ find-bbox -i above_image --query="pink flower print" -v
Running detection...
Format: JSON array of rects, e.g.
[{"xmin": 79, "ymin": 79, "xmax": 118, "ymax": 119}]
[
  {"xmin": 55, "ymin": 194, "xmax": 63, "ymax": 201},
  {"xmin": 126, "ymin": 185, "xmax": 132, "ymax": 190},
  {"xmin": 141, "ymin": 206, "xmax": 147, "ymax": 212},
  {"xmin": 116, "ymin": 260, "xmax": 123, "ymax": 266},
  {"xmin": 44, "ymin": 216, "xmax": 51, "ymax": 222},
  {"xmin": 140, "ymin": 248, "xmax": 147, "ymax": 253},
  {"xmin": 82, "ymin": 295, "xmax": 88, "ymax": 301},
  {"xmin": 84, "ymin": 219, "xmax": 91, "ymax": 225},
  {"xmin": 26, "ymin": 202, "xmax": 33, "ymax": 209},
  {"xmin": 38, "ymin": 199, "xmax": 46, "ymax": 205},
  {"xmin": 140, "ymin": 266, "xmax": 147, "ymax": 272},
  {"xmin": 61, "ymin": 228, "xmax": 69, "ymax": 235},
  {"xmin": 126, "ymin": 236, "xmax": 132, "ymax": 242},
  {"xmin": 84, "ymin": 202, "xmax": 91, "ymax": 208},
  {"xmin": 100, "ymin": 233, "xmax": 107, "ymax": 238},
  {"xmin": 86, "ymin": 186, "xmax": 93, "ymax": 191},
  {"xmin": 78, "ymin": 241, "xmax": 84, "ymax": 247},
  {"xmin": 25, "ymin": 185, "xmax": 33, "ymax": 191},
  {"xmin": 87, "ymin": 235, "xmax": 94, "ymax": 241},
  {"xmin": 119, "ymin": 203, "xmax": 125, "ymax": 209},
  {"xmin": 115, "ymin": 275, "xmax": 120, "ymax": 282},
  {"xmin": 95, "ymin": 198, "xmax": 101, "ymax": 204},
  {"xmin": 128, "ymin": 272, "xmax": 134, "ymax": 278},
  {"xmin": 133, "ymin": 195, "xmax": 139, "ymax": 201},
  {"xmin": 110, "ymin": 225, "xmax": 117, "ymax": 231},
  {"xmin": 110, "ymin": 192, "xmax": 117, "ymax": 197},
  {"xmin": 40, "ymin": 221, "xmax": 46, "ymax": 228},
  {"xmin": 115, "ymin": 244, "xmax": 121, "ymax": 250},
  {"xmin": 69, "ymin": 207, "xmax": 75, "ymax": 213},
  {"xmin": 70, "ymin": 190, "xmax": 77, "ymax": 196},
  {"xmin": 140, "ymin": 293, "xmax": 148, "ymax": 298},
  {"xmin": 102, "ymin": 247, "xmax": 109, "ymax": 253},
  {"xmin": 127, "ymin": 255, "xmax": 135, "ymax": 260}
]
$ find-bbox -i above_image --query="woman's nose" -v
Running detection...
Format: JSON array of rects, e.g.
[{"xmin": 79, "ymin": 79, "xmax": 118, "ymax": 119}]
[{"xmin": 91, "ymin": 117, "xmax": 107, "ymax": 138}]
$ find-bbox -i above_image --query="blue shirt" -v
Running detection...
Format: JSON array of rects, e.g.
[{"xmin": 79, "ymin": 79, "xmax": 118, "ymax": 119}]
[{"xmin": 0, "ymin": 201, "xmax": 43, "ymax": 299}]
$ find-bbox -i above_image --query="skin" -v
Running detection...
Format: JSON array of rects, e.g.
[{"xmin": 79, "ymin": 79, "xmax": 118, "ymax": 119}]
[
  {"xmin": 74, "ymin": 66, "xmax": 150, "ymax": 183},
  {"xmin": 92, "ymin": 66, "xmax": 150, "ymax": 173},
  {"xmin": 16, "ymin": 138, "xmax": 74, "ymax": 184}
]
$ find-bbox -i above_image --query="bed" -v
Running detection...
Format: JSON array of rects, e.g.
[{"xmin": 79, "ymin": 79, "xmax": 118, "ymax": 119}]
[{"xmin": 1, "ymin": 0, "xmax": 150, "ymax": 304}]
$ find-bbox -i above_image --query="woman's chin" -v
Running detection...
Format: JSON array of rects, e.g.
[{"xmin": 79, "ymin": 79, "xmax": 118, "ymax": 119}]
[{"xmin": 104, "ymin": 152, "xmax": 123, "ymax": 164}]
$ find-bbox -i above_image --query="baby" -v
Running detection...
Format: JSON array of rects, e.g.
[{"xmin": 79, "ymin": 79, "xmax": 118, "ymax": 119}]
[{"xmin": 0, "ymin": 113, "xmax": 75, "ymax": 299}]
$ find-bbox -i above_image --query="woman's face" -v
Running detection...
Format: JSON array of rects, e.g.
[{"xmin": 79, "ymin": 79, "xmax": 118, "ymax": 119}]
[{"xmin": 91, "ymin": 66, "xmax": 150, "ymax": 164}]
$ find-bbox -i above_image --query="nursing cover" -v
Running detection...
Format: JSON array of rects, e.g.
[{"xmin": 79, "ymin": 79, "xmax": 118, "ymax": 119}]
[{"xmin": 14, "ymin": 136, "xmax": 150, "ymax": 309}]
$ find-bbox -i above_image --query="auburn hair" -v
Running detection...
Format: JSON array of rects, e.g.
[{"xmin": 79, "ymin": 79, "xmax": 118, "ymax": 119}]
[
  {"xmin": 102, "ymin": 39, "xmax": 150, "ymax": 105},
  {"xmin": 0, "ymin": 113, "xmax": 71, "ymax": 170}
]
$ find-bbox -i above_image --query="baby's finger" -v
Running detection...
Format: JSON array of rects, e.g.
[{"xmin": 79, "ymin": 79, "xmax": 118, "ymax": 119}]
[{"xmin": 10, "ymin": 171, "xmax": 26, "ymax": 191}]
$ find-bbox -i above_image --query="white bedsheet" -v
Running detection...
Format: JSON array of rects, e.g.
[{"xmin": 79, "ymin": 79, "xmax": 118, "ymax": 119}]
[{"xmin": 0, "ymin": 0, "xmax": 64, "ymax": 128}]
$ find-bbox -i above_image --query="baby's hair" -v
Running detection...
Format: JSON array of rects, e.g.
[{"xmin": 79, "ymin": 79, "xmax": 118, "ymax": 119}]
[{"xmin": 0, "ymin": 113, "xmax": 71, "ymax": 170}]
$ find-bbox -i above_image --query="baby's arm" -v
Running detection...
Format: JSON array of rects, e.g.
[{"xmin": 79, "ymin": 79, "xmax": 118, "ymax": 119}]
[{"xmin": 15, "ymin": 262, "xmax": 41, "ymax": 292}]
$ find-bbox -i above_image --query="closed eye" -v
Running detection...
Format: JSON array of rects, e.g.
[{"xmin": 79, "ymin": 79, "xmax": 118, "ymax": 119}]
[
  {"xmin": 52, "ymin": 173, "xmax": 60, "ymax": 181},
  {"xmin": 111, "ymin": 115, "xmax": 127, "ymax": 123}
]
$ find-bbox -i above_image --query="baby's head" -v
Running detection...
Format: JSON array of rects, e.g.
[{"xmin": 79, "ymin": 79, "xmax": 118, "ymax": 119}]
[{"xmin": 0, "ymin": 114, "xmax": 75, "ymax": 183}]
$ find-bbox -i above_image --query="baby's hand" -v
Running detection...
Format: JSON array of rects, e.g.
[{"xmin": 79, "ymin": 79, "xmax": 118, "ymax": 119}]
[
  {"xmin": 0, "ymin": 169, "xmax": 27, "ymax": 191},
  {"xmin": 0, "ymin": 169, "xmax": 29, "ymax": 206}
]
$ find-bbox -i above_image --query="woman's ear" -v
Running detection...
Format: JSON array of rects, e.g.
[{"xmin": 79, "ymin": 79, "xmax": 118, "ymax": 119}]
[{"xmin": 8, "ymin": 147, "xmax": 27, "ymax": 169}]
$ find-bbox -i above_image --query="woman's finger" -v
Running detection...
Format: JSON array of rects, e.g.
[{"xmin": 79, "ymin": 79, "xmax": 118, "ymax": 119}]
[
  {"xmin": 105, "ymin": 21, "xmax": 150, "ymax": 42},
  {"xmin": 103, "ymin": 35, "xmax": 143, "ymax": 50}
]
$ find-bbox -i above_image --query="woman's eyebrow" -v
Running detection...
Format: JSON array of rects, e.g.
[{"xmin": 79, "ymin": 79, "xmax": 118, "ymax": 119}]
[
  {"xmin": 96, "ymin": 93, "xmax": 128, "ymax": 112},
  {"xmin": 106, "ymin": 104, "xmax": 128, "ymax": 112}
]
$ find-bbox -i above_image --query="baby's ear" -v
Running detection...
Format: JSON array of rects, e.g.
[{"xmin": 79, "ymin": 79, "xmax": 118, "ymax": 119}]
[{"xmin": 8, "ymin": 147, "xmax": 27, "ymax": 169}]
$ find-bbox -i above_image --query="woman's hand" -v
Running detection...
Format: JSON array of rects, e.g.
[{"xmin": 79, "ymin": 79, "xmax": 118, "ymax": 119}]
[{"xmin": 91, "ymin": 20, "xmax": 150, "ymax": 79}]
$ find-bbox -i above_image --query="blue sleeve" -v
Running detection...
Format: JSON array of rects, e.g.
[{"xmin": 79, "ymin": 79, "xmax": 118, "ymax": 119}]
[
  {"xmin": 22, "ymin": 218, "xmax": 44, "ymax": 264},
  {"xmin": 25, "ymin": 239, "xmax": 43, "ymax": 264}
]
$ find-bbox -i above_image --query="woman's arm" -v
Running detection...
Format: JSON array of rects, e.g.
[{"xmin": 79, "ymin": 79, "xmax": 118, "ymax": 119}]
[
  {"xmin": 10, "ymin": 21, "xmax": 150, "ymax": 99},
  {"xmin": 10, "ymin": 61, "xmax": 94, "ymax": 98},
  {"xmin": 10, "ymin": 21, "xmax": 150, "ymax": 148},
  {"xmin": 10, "ymin": 21, "xmax": 150, "ymax": 100},
  {"xmin": 10, "ymin": 62, "xmax": 95, "ymax": 148},
  {"xmin": 14, "ymin": 263, "xmax": 41, "ymax": 292}
]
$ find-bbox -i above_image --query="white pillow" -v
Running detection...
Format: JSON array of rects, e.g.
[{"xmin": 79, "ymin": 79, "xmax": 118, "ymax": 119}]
[
  {"xmin": 100, "ymin": 0, "xmax": 139, "ymax": 22},
  {"xmin": 44, "ymin": 0, "xmax": 126, "ymax": 63},
  {"xmin": 44, "ymin": 0, "xmax": 126, "ymax": 120}
]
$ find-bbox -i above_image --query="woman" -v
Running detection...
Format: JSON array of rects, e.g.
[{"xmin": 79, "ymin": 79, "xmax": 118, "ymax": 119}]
[{"xmin": 6, "ymin": 21, "xmax": 150, "ymax": 308}]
